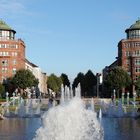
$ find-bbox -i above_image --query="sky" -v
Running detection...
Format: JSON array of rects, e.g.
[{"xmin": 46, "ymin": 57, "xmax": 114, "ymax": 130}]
[{"xmin": 0, "ymin": 0, "xmax": 140, "ymax": 80}]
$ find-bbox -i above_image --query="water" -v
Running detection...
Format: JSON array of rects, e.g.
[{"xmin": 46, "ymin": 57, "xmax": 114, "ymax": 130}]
[
  {"xmin": 0, "ymin": 118, "xmax": 41, "ymax": 140},
  {"xmin": 34, "ymin": 84, "xmax": 103, "ymax": 140},
  {"xmin": 0, "ymin": 117, "xmax": 140, "ymax": 140},
  {"xmin": 34, "ymin": 98, "xmax": 103, "ymax": 140},
  {"xmin": 1, "ymin": 85, "xmax": 140, "ymax": 140},
  {"xmin": 3, "ymin": 99, "xmax": 42, "ymax": 118},
  {"xmin": 102, "ymin": 117, "xmax": 140, "ymax": 140}
]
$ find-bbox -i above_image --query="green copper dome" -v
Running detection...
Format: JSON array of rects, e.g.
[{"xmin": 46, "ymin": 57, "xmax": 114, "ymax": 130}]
[
  {"xmin": 0, "ymin": 20, "xmax": 16, "ymax": 33},
  {"xmin": 125, "ymin": 19, "xmax": 140, "ymax": 39},
  {"xmin": 129, "ymin": 19, "xmax": 140, "ymax": 30}
]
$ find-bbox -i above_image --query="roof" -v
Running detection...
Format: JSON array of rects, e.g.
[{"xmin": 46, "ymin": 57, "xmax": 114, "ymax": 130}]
[
  {"xmin": 130, "ymin": 19, "xmax": 140, "ymax": 29},
  {"xmin": 25, "ymin": 59, "xmax": 38, "ymax": 67},
  {"xmin": 126, "ymin": 19, "xmax": 140, "ymax": 32},
  {"xmin": 0, "ymin": 20, "xmax": 16, "ymax": 32}
]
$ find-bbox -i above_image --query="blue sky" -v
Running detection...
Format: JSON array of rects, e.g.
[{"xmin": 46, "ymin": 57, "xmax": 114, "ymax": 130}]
[{"xmin": 0, "ymin": 0, "xmax": 140, "ymax": 80}]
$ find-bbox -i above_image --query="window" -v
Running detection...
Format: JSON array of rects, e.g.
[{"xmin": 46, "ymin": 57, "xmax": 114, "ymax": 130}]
[
  {"xmin": 6, "ymin": 44, "xmax": 9, "ymax": 48},
  {"xmin": 15, "ymin": 44, "xmax": 18, "ymax": 49},
  {"xmin": 1, "ymin": 44, "xmax": 5, "ymax": 48},
  {"xmin": 13, "ymin": 60, "xmax": 16, "ymax": 65},
  {"xmin": 0, "ymin": 52, "xmax": 9, "ymax": 56},
  {"xmin": 12, "ymin": 68, "xmax": 16, "ymax": 74},
  {"xmin": 2, "ymin": 60, "xmax": 8, "ymax": 66},
  {"xmin": 133, "ymin": 50, "xmax": 140, "ymax": 56},
  {"xmin": 135, "ymin": 59, "xmax": 140, "ymax": 65},
  {"xmin": 125, "ymin": 51, "xmax": 130, "ymax": 56},
  {"xmin": 128, "ymin": 30, "xmax": 140, "ymax": 39},
  {"xmin": 136, "ymin": 75, "xmax": 138, "ymax": 81},
  {"xmin": 135, "ymin": 67, "xmax": 140, "ymax": 73},
  {"xmin": 126, "ymin": 59, "xmax": 130, "ymax": 65},
  {"xmin": 12, "ymin": 52, "xmax": 18, "ymax": 56},
  {"xmin": 2, "ymin": 68, "xmax": 8, "ymax": 73}
]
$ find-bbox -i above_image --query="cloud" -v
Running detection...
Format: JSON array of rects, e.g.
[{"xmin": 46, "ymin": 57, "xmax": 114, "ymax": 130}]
[
  {"xmin": 110, "ymin": 11, "xmax": 131, "ymax": 21},
  {"xmin": 0, "ymin": 0, "xmax": 31, "ymax": 17}
]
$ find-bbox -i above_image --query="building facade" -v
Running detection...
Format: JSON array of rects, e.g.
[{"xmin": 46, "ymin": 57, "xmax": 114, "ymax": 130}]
[
  {"xmin": 102, "ymin": 60, "xmax": 118, "ymax": 97},
  {"xmin": 103, "ymin": 19, "xmax": 140, "ymax": 95},
  {"xmin": 118, "ymin": 19, "xmax": 140, "ymax": 92},
  {"xmin": 0, "ymin": 20, "xmax": 25, "ymax": 83},
  {"xmin": 0, "ymin": 20, "xmax": 47, "ymax": 94},
  {"xmin": 25, "ymin": 59, "xmax": 47, "ymax": 94}
]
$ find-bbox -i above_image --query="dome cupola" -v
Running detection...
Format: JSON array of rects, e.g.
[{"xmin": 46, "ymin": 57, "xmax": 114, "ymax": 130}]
[
  {"xmin": 125, "ymin": 19, "xmax": 140, "ymax": 39},
  {"xmin": 0, "ymin": 20, "xmax": 16, "ymax": 40}
]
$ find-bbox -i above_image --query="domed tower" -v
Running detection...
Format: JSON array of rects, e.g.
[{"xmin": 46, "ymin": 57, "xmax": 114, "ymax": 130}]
[
  {"xmin": 118, "ymin": 19, "xmax": 140, "ymax": 93},
  {"xmin": 125, "ymin": 19, "xmax": 140, "ymax": 39},
  {"xmin": 0, "ymin": 20, "xmax": 16, "ymax": 40},
  {"xmin": 0, "ymin": 20, "xmax": 25, "ymax": 83}
]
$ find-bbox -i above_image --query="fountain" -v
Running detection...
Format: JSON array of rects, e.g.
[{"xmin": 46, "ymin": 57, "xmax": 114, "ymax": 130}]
[
  {"xmin": 34, "ymin": 84, "xmax": 104, "ymax": 140},
  {"xmin": 1, "ymin": 93, "xmax": 42, "ymax": 118},
  {"xmin": 100, "ymin": 90, "xmax": 139, "ymax": 118},
  {"xmin": 16, "ymin": 98, "xmax": 41, "ymax": 117},
  {"xmin": 99, "ymin": 108, "xmax": 102, "ymax": 119}
]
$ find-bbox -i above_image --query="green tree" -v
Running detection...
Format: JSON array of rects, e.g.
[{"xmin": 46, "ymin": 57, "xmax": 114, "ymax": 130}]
[
  {"xmin": 135, "ymin": 76, "xmax": 140, "ymax": 96},
  {"xmin": 4, "ymin": 78, "xmax": 16, "ymax": 96},
  {"xmin": 106, "ymin": 67, "xmax": 131, "ymax": 98},
  {"xmin": 72, "ymin": 70, "xmax": 97, "ymax": 97},
  {"xmin": 11, "ymin": 69, "xmax": 39, "ymax": 90},
  {"xmin": 84, "ymin": 70, "xmax": 97, "ymax": 97},
  {"xmin": 47, "ymin": 74, "xmax": 62, "ymax": 93},
  {"xmin": 60, "ymin": 73, "xmax": 70, "ymax": 87},
  {"xmin": 0, "ymin": 83, "xmax": 5, "ymax": 98},
  {"xmin": 72, "ymin": 72, "xmax": 85, "ymax": 96}
]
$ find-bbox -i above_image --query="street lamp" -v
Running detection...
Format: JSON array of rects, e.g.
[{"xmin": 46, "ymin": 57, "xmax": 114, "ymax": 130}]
[{"xmin": 96, "ymin": 73, "xmax": 101, "ymax": 98}]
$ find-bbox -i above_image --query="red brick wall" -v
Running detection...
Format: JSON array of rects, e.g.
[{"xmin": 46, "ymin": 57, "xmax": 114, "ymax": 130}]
[{"xmin": 0, "ymin": 39, "xmax": 25, "ymax": 82}]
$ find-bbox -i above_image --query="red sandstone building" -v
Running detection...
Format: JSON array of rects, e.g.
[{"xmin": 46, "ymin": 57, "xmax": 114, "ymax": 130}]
[
  {"xmin": 103, "ymin": 19, "xmax": 140, "ymax": 96},
  {"xmin": 0, "ymin": 20, "xmax": 47, "ymax": 94},
  {"xmin": 0, "ymin": 20, "xmax": 25, "ymax": 83},
  {"xmin": 118, "ymin": 19, "xmax": 140, "ymax": 87}
]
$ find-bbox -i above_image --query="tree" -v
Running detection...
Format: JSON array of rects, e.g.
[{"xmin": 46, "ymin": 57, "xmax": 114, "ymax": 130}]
[
  {"xmin": 60, "ymin": 73, "xmax": 70, "ymax": 87},
  {"xmin": 135, "ymin": 76, "xmax": 140, "ymax": 97},
  {"xmin": 4, "ymin": 78, "xmax": 16, "ymax": 96},
  {"xmin": 84, "ymin": 70, "xmax": 97, "ymax": 97},
  {"xmin": 47, "ymin": 74, "xmax": 62, "ymax": 93},
  {"xmin": 72, "ymin": 72, "xmax": 85, "ymax": 96},
  {"xmin": 0, "ymin": 83, "xmax": 5, "ymax": 98},
  {"xmin": 11, "ymin": 69, "xmax": 39, "ymax": 90},
  {"xmin": 72, "ymin": 70, "xmax": 97, "ymax": 97},
  {"xmin": 106, "ymin": 67, "xmax": 131, "ymax": 98}
]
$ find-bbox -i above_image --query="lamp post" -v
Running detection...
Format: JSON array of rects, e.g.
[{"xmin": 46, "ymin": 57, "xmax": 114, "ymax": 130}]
[
  {"xmin": 133, "ymin": 91, "xmax": 136, "ymax": 108},
  {"xmin": 113, "ymin": 89, "xmax": 116, "ymax": 105},
  {"xmin": 6, "ymin": 92, "xmax": 9, "ymax": 103},
  {"xmin": 96, "ymin": 73, "xmax": 101, "ymax": 98},
  {"xmin": 127, "ymin": 92, "xmax": 130, "ymax": 106}
]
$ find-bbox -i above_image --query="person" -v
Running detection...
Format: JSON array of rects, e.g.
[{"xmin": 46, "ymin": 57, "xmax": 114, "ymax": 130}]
[{"xmin": 111, "ymin": 95, "xmax": 114, "ymax": 102}]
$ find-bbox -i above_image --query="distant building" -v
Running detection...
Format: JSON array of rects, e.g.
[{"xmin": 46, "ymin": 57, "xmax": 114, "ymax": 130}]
[
  {"xmin": 0, "ymin": 20, "xmax": 47, "ymax": 94},
  {"xmin": 118, "ymin": 19, "xmax": 140, "ymax": 93},
  {"xmin": 0, "ymin": 20, "xmax": 25, "ymax": 83},
  {"xmin": 102, "ymin": 60, "xmax": 118, "ymax": 97},
  {"xmin": 103, "ymin": 19, "xmax": 140, "ymax": 96},
  {"xmin": 25, "ymin": 59, "xmax": 47, "ymax": 94}
]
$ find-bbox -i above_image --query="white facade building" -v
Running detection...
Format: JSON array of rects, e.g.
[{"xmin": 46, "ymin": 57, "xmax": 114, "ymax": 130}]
[{"xmin": 25, "ymin": 59, "xmax": 47, "ymax": 94}]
